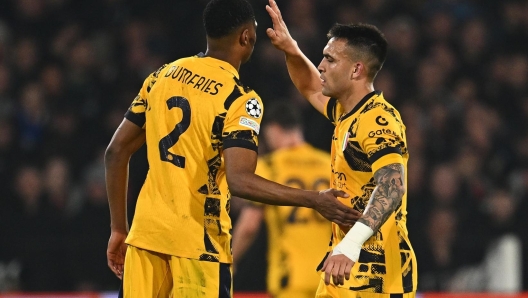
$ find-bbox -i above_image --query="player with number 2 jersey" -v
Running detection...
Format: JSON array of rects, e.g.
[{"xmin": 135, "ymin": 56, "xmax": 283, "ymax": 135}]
[{"xmin": 125, "ymin": 53, "xmax": 263, "ymax": 263}]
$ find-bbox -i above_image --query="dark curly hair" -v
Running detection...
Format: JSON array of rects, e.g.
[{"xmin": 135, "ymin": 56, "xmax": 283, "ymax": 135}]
[{"xmin": 203, "ymin": 0, "xmax": 255, "ymax": 38}]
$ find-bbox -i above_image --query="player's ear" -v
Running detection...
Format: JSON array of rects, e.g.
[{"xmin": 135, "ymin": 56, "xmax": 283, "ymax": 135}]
[
  {"xmin": 239, "ymin": 28, "xmax": 249, "ymax": 46},
  {"xmin": 351, "ymin": 62, "xmax": 365, "ymax": 79}
]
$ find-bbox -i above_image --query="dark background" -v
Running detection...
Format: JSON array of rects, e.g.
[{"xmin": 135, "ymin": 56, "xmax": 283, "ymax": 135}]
[{"xmin": 0, "ymin": 0, "xmax": 527, "ymax": 293}]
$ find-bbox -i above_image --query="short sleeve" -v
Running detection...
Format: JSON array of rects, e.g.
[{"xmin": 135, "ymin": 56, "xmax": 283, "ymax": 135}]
[
  {"xmin": 124, "ymin": 75, "xmax": 151, "ymax": 129},
  {"xmin": 222, "ymin": 93, "xmax": 264, "ymax": 152},
  {"xmin": 356, "ymin": 108, "xmax": 405, "ymax": 173},
  {"xmin": 124, "ymin": 65, "xmax": 167, "ymax": 128}
]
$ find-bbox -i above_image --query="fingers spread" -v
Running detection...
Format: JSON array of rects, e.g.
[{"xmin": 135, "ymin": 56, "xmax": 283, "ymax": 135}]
[
  {"xmin": 272, "ymin": 0, "xmax": 283, "ymax": 21},
  {"xmin": 265, "ymin": 5, "xmax": 279, "ymax": 25}
]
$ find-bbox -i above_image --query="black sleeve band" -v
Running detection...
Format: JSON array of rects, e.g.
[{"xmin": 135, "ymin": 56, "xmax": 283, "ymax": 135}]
[
  {"xmin": 124, "ymin": 110, "xmax": 145, "ymax": 128},
  {"xmin": 369, "ymin": 146, "xmax": 402, "ymax": 164}
]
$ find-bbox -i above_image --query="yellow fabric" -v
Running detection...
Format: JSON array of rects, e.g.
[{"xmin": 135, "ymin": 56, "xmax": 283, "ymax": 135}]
[
  {"xmin": 257, "ymin": 143, "xmax": 332, "ymax": 297},
  {"xmin": 123, "ymin": 245, "xmax": 232, "ymax": 298},
  {"xmin": 125, "ymin": 55, "xmax": 264, "ymax": 263},
  {"xmin": 316, "ymin": 279, "xmax": 416, "ymax": 298},
  {"xmin": 321, "ymin": 91, "xmax": 417, "ymax": 294}
]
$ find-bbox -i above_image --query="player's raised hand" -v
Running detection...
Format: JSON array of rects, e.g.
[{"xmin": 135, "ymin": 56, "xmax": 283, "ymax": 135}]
[
  {"xmin": 315, "ymin": 189, "xmax": 362, "ymax": 226},
  {"xmin": 265, "ymin": 0, "xmax": 297, "ymax": 53},
  {"xmin": 321, "ymin": 251, "xmax": 354, "ymax": 286},
  {"xmin": 107, "ymin": 230, "xmax": 128, "ymax": 280}
]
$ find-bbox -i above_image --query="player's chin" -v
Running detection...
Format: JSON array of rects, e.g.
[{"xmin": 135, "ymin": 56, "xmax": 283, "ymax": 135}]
[{"xmin": 321, "ymin": 87, "xmax": 334, "ymax": 98}]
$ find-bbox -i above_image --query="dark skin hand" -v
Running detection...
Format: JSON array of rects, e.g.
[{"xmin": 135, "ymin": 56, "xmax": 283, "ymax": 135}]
[{"xmin": 224, "ymin": 146, "xmax": 362, "ymax": 226}]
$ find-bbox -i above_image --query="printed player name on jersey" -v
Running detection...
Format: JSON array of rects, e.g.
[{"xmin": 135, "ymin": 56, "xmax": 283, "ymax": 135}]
[{"xmin": 164, "ymin": 65, "xmax": 224, "ymax": 95}]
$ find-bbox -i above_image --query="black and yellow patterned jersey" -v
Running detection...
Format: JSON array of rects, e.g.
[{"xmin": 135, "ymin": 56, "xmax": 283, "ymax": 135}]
[
  {"xmin": 124, "ymin": 53, "xmax": 264, "ymax": 263},
  {"xmin": 255, "ymin": 143, "xmax": 332, "ymax": 296},
  {"xmin": 320, "ymin": 91, "xmax": 417, "ymax": 293}
]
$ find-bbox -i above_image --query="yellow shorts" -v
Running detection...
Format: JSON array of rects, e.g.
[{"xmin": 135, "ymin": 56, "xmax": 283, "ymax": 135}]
[
  {"xmin": 315, "ymin": 280, "xmax": 416, "ymax": 298},
  {"xmin": 123, "ymin": 245, "xmax": 232, "ymax": 298}
]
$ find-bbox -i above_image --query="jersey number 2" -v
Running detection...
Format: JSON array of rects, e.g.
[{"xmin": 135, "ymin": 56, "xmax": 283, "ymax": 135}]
[{"xmin": 159, "ymin": 96, "xmax": 190, "ymax": 168}]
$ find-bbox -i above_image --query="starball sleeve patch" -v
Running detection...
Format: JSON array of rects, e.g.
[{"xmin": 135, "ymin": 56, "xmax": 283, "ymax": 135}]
[{"xmin": 245, "ymin": 98, "xmax": 262, "ymax": 118}]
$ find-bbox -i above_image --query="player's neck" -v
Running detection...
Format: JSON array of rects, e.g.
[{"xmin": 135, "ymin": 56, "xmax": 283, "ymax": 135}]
[
  {"xmin": 205, "ymin": 50, "xmax": 241, "ymax": 72},
  {"xmin": 339, "ymin": 81, "xmax": 375, "ymax": 115},
  {"xmin": 205, "ymin": 40, "xmax": 242, "ymax": 72}
]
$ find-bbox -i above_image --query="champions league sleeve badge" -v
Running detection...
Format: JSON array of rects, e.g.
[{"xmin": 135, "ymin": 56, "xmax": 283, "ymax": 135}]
[{"xmin": 245, "ymin": 98, "xmax": 262, "ymax": 118}]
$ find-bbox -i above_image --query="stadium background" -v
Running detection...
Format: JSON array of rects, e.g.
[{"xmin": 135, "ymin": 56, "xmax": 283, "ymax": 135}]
[{"xmin": 0, "ymin": 0, "xmax": 528, "ymax": 295}]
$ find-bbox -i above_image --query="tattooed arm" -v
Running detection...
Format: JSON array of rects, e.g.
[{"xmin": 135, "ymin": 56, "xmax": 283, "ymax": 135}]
[
  {"xmin": 358, "ymin": 163, "xmax": 406, "ymax": 231},
  {"xmin": 321, "ymin": 163, "xmax": 406, "ymax": 286}
]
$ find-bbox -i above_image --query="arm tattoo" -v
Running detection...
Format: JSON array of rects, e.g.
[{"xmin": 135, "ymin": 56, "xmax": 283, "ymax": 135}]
[{"xmin": 358, "ymin": 163, "xmax": 405, "ymax": 231}]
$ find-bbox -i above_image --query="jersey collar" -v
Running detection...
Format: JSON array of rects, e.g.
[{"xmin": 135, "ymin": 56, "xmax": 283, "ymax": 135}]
[
  {"xmin": 339, "ymin": 90, "xmax": 381, "ymax": 122},
  {"xmin": 196, "ymin": 52, "xmax": 240, "ymax": 79}
]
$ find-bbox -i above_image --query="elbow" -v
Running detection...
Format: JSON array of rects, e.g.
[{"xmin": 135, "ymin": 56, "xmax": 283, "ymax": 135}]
[
  {"xmin": 227, "ymin": 174, "xmax": 250, "ymax": 198},
  {"xmin": 104, "ymin": 144, "xmax": 118, "ymax": 165},
  {"xmin": 105, "ymin": 142, "xmax": 128, "ymax": 166},
  {"xmin": 400, "ymin": 185, "xmax": 407, "ymax": 196}
]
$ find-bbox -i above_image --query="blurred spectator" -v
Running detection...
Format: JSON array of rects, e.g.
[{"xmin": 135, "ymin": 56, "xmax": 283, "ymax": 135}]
[
  {"xmin": 415, "ymin": 207, "xmax": 461, "ymax": 291},
  {"xmin": 68, "ymin": 149, "xmax": 119, "ymax": 290},
  {"xmin": 2, "ymin": 165, "xmax": 70, "ymax": 290}
]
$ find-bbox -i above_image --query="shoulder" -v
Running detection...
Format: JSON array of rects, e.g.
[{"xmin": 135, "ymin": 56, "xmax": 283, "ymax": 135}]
[{"xmin": 359, "ymin": 94, "xmax": 402, "ymax": 122}]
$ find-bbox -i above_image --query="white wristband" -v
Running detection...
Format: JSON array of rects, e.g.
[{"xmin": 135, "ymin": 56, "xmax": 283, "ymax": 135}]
[{"xmin": 332, "ymin": 222, "xmax": 374, "ymax": 262}]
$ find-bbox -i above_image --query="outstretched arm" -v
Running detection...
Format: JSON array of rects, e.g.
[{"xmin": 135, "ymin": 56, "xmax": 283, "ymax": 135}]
[
  {"xmin": 266, "ymin": 0, "xmax": 329, "ymax": 114},
  {"xmin": 224, "ymin": 147, "xmax": 361, "ymax": 227},
  {"xmin": 321, "ymin": 163, "xmax": 406, "ymax": 286}
]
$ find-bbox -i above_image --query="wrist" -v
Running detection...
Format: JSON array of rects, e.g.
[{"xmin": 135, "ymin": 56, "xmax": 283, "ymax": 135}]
[
  {"xmin": 333, "ymin": 222, "xmax": 374, "ymax": 262},
  {"xmin": 283, "ymin": 40, "xmax": 300, "ymax": 56},
  {"xmin": 111, "ymin": 224, "xmax": 129, "ymax": 233},
  {"xmin": 306, "ymin": 190, "xmax": 319, "ymax": 209}
]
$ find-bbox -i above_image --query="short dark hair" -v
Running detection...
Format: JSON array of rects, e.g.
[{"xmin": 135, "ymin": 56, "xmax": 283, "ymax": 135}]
[
  {"xmin": 327, "ymin": 23, "xmax": 388, "ymax": 80},
  {"xmin": 203, "ymin": 0, "xmax": 255, "ymax": 38},
  {"xmin": 263, "ymin": 102, "xmax": 303, "ymax": 130}
]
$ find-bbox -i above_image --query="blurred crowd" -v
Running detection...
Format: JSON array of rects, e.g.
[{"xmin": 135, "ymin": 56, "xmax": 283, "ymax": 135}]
[{"xmin": 0, "ymin": 0, "xmax": 527, "ymax": 293}]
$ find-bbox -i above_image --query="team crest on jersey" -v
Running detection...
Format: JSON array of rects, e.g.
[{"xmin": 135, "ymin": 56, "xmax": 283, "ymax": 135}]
[
  {"xmin": 342, "ymin": 132, "xmax": 350, "ymax": 152},
  {"xmin": 245, "ymin": 98, "xmax": 262, "ymax": 118}
]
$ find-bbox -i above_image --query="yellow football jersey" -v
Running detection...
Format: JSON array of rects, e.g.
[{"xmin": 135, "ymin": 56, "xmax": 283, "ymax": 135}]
[
  {"xmin": 256, "ymin": 143, "xmax": 332, "ymax": 296},
  {"xmin": 124, "ymin": 53, "xmax": 264, "ymax": 264},
  {"xmin": 319, "ymin": 91, "xmax": 417, "ymax": 293}
]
